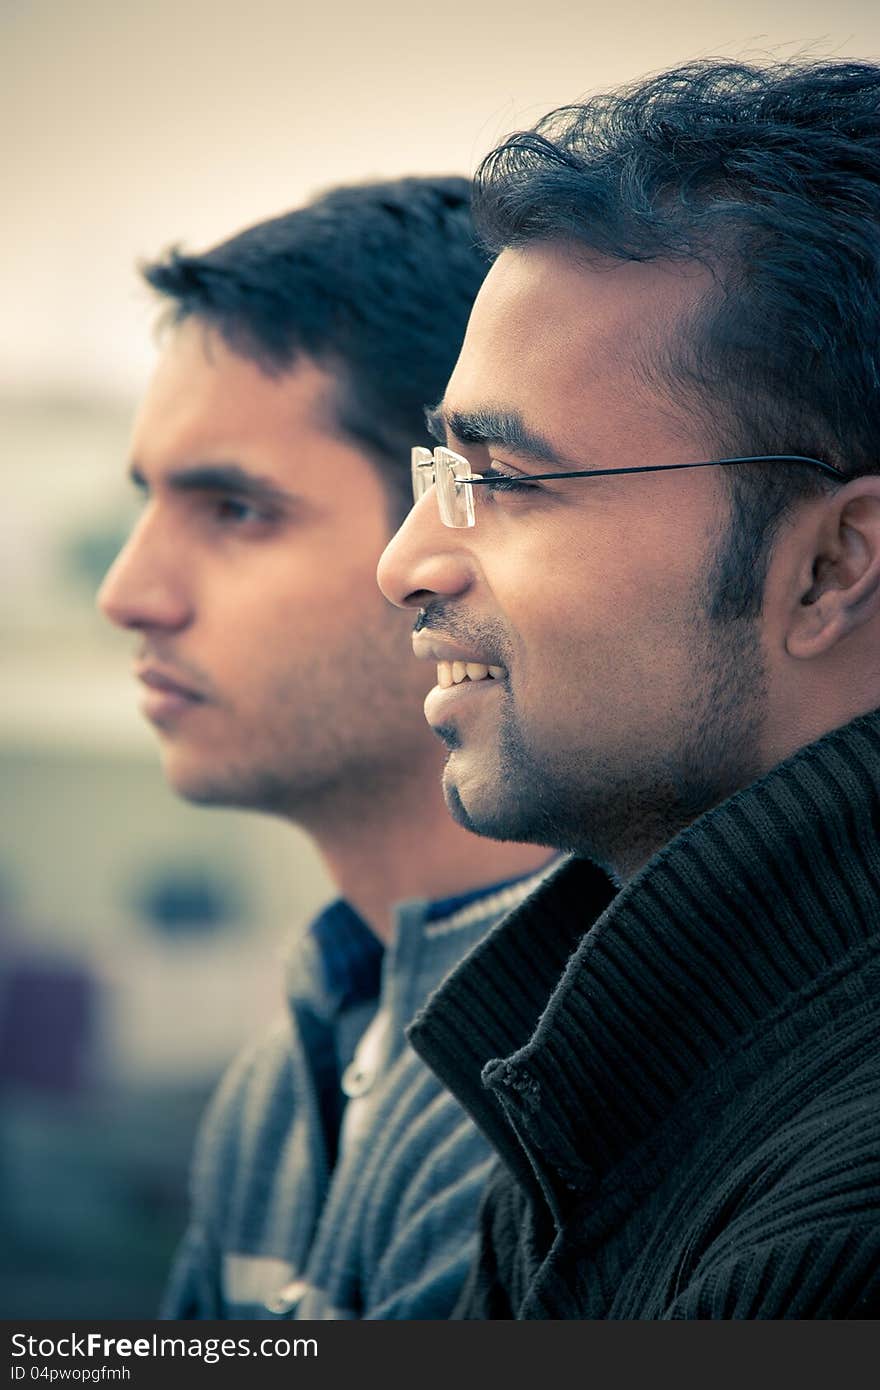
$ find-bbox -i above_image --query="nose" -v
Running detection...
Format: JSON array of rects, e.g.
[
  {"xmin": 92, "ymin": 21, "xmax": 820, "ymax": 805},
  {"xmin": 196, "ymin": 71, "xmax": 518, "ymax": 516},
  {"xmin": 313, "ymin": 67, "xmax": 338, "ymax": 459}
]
[
  {"xmin": 377, "ymin": 491, "xmax": 476, "ymax": 611},
  {"xmin": 97, "ymin": 511, "xmax": 193, "ymax": 634}
]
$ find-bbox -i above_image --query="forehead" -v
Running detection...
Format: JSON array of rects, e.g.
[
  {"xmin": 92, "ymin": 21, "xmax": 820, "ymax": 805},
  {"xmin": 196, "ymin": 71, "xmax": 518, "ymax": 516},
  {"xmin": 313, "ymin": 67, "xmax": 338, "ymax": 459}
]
[
  {"xmin": 130, "ymin": 318, "xmax": 345, "ymax": 469},
  {"xmin": 446, "ymin": 244, "xmax": 712, "ymax": 460}
]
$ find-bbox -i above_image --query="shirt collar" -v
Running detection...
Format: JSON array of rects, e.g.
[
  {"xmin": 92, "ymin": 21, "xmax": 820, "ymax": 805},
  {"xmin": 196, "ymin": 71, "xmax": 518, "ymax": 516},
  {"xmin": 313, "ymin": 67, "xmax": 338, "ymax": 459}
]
[
  {"xmin": 308, "ymin": 900, "xmax": 383, "ymax": 1012},
  {"xmin": 308, "ymin": 863, "xmax": 560, "ymax": 1014}
]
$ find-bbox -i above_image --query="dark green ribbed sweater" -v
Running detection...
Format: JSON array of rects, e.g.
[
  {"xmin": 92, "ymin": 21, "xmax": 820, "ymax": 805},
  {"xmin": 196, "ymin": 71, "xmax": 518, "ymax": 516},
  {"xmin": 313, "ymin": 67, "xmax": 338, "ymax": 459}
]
[{"xmin": 409, "ymin": 710, "xmax": 880, "ymax": 1318}]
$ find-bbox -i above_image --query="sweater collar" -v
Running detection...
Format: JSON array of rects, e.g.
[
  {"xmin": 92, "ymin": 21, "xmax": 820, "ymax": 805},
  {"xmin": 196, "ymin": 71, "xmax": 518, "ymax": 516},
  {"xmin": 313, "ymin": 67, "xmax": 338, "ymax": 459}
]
[{"xmin": 409, "ymin": 709, "xmax": 880, "ymax": 1214}]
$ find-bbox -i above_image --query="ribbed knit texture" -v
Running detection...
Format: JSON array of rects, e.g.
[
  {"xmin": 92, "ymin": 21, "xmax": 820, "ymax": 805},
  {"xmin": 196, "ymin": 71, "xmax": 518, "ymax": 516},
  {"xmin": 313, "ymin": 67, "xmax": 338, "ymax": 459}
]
[{"xmin": 409, "ymin": 710, "xmax": 880, "ymax": 1318}]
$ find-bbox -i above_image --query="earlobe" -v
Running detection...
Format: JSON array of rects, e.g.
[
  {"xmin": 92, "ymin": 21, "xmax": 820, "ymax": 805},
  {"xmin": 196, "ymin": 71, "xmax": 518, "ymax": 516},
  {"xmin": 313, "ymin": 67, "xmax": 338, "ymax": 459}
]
[
  {"xmin": 786, "ymin": 488, "xmax": 880, "ymax": 660},
  {"xmin": 787, "ymin": 588, "xmax": 848, "ymax": 658}
]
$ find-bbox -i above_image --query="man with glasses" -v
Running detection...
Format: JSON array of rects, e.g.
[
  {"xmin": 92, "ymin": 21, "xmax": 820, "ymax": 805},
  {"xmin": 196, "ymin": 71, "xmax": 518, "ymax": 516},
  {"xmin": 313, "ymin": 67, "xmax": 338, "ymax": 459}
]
[
  {"xmin": 378, "ymin": 62, "xmax": 880, "ymax": 1317},
  {"xmin": 99, "ymin": 178, "xmax": 553, "ymax": 1318}
]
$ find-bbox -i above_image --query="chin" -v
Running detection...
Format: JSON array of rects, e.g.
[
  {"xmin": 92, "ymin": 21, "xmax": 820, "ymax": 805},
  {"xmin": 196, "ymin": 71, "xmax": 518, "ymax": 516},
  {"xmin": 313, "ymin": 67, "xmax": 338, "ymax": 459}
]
[
  {"xmin": 165, "ymin": 774, "xmax": 227, "ymax": 807},
  {"xmin": 442, "ymin": 752, "xmax": 575, "ymax": 852},
  {"xmin": 442, "ymin": 764, "xmax": 517, "ymax": 843},
  {"xmin": 442, "ymin": 779, "xmax": 477, "ymax": 831},
  {"xmin": 160, "ymin": 751, "xmax": 231, "ymax": 806},
  {"xmin": 163, "ymin": 752, "xmax": 303, "ymax": 818}
]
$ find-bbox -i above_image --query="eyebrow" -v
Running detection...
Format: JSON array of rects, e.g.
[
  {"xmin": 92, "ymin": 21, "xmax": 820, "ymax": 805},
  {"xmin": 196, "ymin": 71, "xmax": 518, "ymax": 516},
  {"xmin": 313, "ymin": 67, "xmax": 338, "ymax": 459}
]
[
  {"xmin": 425, "ymin": 402, "xmax": 571, "ymax": 468},
  {"xmin": 128, "ymin": 462, "xmax": 296, "ymax": 507}
]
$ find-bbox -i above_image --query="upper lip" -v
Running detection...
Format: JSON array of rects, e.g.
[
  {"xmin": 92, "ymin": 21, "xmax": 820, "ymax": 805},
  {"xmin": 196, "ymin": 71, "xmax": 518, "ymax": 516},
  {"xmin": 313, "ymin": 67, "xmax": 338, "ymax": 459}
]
[
  {"xmin": 412, "ymin": 632, "xmax": 505, "ymax": 671},
  {"xmin": 135, "ymin": 663, "xmax": 206, "ymax": 700}
]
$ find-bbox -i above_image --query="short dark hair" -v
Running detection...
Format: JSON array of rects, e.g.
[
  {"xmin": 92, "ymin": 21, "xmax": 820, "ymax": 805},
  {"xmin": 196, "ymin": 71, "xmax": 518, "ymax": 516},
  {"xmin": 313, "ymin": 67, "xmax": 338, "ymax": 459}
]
[
  {"xmin": 472, "ymin": 60, "xmax": 880, "ymax": 618},
  {"xmin": 141, "ymin": 177, "xmax": 489, "ymax": 520}
]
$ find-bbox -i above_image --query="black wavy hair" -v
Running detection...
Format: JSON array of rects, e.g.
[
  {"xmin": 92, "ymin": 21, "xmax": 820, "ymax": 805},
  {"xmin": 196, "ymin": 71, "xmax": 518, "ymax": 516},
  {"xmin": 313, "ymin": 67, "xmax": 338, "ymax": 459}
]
[
  {"xmin": 473, "ymin": 60, "xmax": 880, "ymax": 617},
  {"xmin": 142, "ymin": 176, "xmax": 489, "ymax": 520}
]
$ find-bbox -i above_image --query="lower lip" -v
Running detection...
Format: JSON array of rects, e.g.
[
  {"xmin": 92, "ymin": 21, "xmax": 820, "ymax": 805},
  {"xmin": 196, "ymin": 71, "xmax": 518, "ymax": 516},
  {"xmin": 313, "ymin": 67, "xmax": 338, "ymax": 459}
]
[
  {"xmin": 424, "ymin": 676, "xmax": 504, "ymax": 725},
  {"xmin": 139, "ymin": 688, "xmax": 204, "ymax": 724}
]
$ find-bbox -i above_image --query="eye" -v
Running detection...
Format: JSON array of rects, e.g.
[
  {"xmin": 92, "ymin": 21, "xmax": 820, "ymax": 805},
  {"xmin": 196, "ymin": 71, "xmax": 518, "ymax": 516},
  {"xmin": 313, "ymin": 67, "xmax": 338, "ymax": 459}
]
[
  {"xmin": 481, "ymin": 463, "xmax": 542, "ymax": 494},
  {"xmin": 212, "ymin": 496, "xmax": 271, "ymax": 524}
]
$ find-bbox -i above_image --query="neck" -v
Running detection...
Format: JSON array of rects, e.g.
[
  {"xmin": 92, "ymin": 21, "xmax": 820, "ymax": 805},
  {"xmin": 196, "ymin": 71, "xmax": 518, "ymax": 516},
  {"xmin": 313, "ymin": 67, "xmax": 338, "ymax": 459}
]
[{"xmin": 294, "ymin": 759, "xmax": 554, "ymax": 945}]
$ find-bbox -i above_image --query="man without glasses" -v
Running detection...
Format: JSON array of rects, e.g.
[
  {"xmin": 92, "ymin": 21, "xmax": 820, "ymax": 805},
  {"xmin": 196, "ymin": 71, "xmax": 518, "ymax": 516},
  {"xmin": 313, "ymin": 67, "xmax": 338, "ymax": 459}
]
[
  {"xmin": 99, "ymin": 178, "xmax": 553, "ymax": 1318},
  {"xmin": 379, "ymin": 62, "xmax": 880, "ymax": 1317}
]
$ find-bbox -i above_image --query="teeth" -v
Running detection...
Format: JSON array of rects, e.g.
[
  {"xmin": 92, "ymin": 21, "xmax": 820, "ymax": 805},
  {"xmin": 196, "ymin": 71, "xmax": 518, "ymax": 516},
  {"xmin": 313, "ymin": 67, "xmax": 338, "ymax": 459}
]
[{"xmin": 436, "ymin": 659, "xmax": 506, "ymax": 687}]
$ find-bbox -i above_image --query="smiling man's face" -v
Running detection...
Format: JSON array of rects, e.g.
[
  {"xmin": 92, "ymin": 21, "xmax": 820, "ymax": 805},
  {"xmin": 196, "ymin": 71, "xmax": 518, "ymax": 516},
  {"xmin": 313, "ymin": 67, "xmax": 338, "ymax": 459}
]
[{"xmin": 378, "ymin": 243, "xmax": 772, "ymax": 875}]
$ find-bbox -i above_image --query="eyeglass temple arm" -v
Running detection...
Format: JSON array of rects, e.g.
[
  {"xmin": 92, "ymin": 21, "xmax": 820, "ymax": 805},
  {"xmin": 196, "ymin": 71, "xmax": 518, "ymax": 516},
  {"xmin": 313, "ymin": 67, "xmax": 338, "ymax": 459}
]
[{"xmin": 466, "ymin": 455, "xmax": 842, "ymax": 485}]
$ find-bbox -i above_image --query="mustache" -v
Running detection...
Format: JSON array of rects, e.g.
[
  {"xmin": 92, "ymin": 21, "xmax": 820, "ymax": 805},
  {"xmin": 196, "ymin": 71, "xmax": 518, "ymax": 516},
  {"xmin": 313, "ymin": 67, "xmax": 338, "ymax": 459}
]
[
  {"xmin": 413, "ymin": 601, "xmax": 511, "ymax": 668},
  {"xmin": 413, "ymin": 600, "xmax": 466, "ymax": 635}
]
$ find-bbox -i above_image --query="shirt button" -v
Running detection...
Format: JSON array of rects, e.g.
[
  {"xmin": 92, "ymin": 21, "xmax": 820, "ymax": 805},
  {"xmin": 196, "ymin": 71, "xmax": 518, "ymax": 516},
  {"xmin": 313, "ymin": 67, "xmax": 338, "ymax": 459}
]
[
  {"xmin": 265, "ymin": 1278, "xmax": 308, "ymax": 1315},
  {"xmin": 340, "ymin": 1060, "xmax": 374, "ymax": 1098}
]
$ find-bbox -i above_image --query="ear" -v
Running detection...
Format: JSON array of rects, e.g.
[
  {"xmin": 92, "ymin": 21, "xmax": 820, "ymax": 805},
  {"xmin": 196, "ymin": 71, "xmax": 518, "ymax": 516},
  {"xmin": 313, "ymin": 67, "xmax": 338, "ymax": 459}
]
[{"xmin": 786, "ymin": 477, "xmax": 880, "ymax": 660}]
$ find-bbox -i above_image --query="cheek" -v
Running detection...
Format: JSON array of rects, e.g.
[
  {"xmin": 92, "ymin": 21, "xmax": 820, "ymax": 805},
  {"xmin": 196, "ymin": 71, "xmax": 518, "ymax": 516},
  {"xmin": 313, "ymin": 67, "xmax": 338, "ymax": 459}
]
[
  {"xmin": 238, "ymin": 541, "xmax": 385, "ymax": 626},
  {"xmin": 498, "ymin": 524, "xmax": 702, "ymax": 729},
  {"xmin": 225, "ymin": 553, "xmax": 413, "ymax": 687}
]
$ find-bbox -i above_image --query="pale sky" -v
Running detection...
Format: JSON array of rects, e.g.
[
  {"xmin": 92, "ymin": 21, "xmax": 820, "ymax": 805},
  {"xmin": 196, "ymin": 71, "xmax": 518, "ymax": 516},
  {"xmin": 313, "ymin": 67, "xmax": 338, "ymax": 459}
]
[{"xmin": 4, "ymin": 0, "xmax": 880, "ymax": 400}]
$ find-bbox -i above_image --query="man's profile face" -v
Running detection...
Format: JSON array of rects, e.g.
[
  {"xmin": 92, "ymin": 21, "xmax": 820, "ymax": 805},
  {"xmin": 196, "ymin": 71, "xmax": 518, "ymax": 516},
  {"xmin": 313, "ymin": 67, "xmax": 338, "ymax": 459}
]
[
  {"xmin": 100, "ymin": 318, "xmax": 433, "ymax": 814},
  {"xmin": 378, "ymin": 244, "xmax": 771, "ymax": 873}
]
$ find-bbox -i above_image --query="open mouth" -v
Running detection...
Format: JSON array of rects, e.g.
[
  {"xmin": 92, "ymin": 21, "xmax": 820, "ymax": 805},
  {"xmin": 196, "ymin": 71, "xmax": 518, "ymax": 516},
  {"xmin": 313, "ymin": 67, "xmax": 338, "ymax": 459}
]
[{"xmin": 436, "ymin": 660, "xmax": 505, "ymax": 689}]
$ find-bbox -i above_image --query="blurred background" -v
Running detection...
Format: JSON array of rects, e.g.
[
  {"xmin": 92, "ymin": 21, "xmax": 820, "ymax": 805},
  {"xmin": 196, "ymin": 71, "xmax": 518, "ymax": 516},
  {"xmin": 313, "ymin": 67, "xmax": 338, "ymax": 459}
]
[{"xmin": 3, "ymin": 0, "xmax": 879, "ymax": 1318}]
